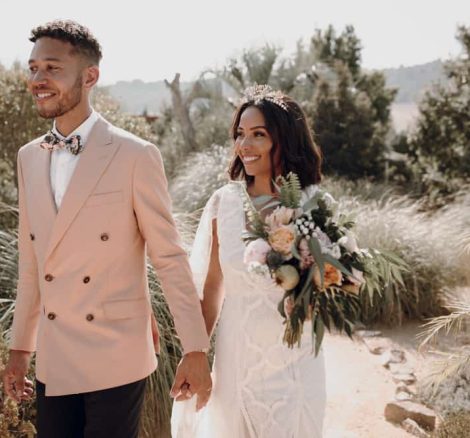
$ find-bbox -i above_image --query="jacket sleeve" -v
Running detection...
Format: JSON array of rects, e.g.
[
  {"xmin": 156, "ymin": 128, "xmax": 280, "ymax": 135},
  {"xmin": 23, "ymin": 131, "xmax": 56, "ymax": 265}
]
[
  {"xmin": 132, "ymin": 144, "xmax": 210, "ymax": 354},
  {"xmin": 10, "ymin": 151, "xmax": 41, "ymax": 352}
]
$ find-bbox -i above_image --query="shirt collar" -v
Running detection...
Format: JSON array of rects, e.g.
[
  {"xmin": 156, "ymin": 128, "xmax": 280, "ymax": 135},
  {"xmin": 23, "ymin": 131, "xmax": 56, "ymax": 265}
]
[{"xmin": 52, "ymin": 109, "xmax": 99, "ymax": 146}]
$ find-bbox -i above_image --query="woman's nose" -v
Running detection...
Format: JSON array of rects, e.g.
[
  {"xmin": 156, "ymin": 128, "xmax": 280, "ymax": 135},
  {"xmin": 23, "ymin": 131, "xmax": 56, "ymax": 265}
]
[{"xmin": 239, "ymin": 136, "xmax": 252, "ymax": 149}]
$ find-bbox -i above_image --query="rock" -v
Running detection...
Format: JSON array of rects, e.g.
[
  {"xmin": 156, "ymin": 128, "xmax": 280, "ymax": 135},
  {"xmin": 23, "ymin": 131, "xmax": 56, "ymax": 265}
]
[
  {"xmin": 392, "ymin": 373, "xmax": 417, "ymax": 385},
  {"xmin": 396, "ymin": 384, "xmax": 416, "ymax": 396},
  {"xmin": 355, "ymin": 329, "xmax": 382, "ymax": 338},
  {"xmin": 384, "ymin": 401, "xmax": 436, "ymax": 431},
  {"xmin": 395, "ymin": 391, "xmax": 413, "ymax": 401},
  {"xmin": 401, "ymin": 418, "xmax": 431, "ymax": 437},
  {"xmin": 362, "ymin": 337, "xmax": 391, "ymax": 355},
  {"xmin": 388, "ymin": 363, "xmax": 415, "ymax": 375},
  {"xmin": 381, "ymin": 349, "xmax": 406, "ymax": 368}
]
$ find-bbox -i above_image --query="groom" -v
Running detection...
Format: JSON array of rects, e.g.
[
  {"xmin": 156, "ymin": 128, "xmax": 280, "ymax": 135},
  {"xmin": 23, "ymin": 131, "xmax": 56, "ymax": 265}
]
[{"xmin": 2, "ymin": 20, "xmax": 211, "ymax": 437}]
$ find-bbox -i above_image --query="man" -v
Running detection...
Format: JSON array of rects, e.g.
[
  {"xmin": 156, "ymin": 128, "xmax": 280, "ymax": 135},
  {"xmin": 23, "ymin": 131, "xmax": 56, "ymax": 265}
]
[{"xmin": 2, "ymin": 20, "xmax": 211, "ymax": 437}]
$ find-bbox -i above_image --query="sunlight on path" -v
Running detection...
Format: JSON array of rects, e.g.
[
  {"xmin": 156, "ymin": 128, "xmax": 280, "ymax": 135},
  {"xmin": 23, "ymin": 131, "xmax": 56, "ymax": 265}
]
[{"xmin": 323, "ymin": 332, "xmax": 412, "ymax": 438}]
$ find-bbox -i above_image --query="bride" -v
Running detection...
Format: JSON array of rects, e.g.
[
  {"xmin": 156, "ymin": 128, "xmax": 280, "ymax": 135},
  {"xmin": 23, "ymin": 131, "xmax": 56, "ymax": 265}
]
[{"xmin": 171, "ymin": 85, "xmax": 326, "ymax": 437}]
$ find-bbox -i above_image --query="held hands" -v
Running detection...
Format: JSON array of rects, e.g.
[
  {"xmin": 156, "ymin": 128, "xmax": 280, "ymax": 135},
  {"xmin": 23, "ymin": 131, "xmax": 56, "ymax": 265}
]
[
  {"xmin": 170, "ymin": 351, "xmax": 212, "ymax": 411},
  {"xmin": 2, "ymin": 350, "xmax": 34, "ymax": 403}
]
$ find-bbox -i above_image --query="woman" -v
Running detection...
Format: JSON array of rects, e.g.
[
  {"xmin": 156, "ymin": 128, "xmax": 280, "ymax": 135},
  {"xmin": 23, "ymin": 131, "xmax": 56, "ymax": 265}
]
[{"xmin": 172, "ymin": 85, "xmax": 326, "ymax": 437}]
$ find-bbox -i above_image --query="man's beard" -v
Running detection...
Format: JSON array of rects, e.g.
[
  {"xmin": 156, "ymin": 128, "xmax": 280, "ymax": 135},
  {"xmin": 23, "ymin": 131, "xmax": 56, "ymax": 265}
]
[{"xmin": 37, "ymin": 76, "xmax": 83, "ymax": 119}]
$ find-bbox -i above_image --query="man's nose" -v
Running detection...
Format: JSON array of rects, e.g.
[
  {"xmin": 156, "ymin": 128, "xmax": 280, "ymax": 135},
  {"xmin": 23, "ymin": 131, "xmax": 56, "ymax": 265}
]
[{"xmin": 30, "ymin": 70, "xmax": 47, "ymax": 86}]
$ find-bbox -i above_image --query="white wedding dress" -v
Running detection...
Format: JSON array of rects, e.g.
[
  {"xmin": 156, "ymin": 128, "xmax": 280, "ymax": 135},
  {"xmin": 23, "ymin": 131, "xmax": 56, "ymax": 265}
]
[{"xmin": 171, "ymin": 183, "xmax": 326, "ymax": 438}]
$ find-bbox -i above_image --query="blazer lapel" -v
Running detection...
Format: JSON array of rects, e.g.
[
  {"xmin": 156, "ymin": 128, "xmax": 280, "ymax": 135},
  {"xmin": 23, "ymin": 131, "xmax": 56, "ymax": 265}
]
[
  {"xmin": 32, "ymin": 140, "xmax": 57, "ymax": 218},
  {"xmin": 45, "ymin": 116, "xmax": 120, "ymax": 261},
  {"xmin": 25, "ymin": 141, "xmax": 57, "ymax": 252}
]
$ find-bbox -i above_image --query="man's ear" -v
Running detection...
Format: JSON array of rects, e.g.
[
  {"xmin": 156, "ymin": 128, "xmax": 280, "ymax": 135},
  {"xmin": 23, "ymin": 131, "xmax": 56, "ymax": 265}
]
[{"xmin": 84, "ymin": 65, "xmax": 99, "ymax": 90}]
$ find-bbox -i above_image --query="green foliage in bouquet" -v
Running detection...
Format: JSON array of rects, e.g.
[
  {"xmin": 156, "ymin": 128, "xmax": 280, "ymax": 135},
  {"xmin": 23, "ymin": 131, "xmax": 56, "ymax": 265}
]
[{"xmin": 276, "ymin": 173, "xmax": 302, "ymax": 209}]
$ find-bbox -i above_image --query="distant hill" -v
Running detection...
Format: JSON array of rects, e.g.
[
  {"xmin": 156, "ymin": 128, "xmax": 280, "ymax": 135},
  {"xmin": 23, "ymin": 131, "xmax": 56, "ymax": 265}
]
[
  {"xmin": 105, "ymin": 60, "xmax": 447, "ymax": 131},
  {"xmin": 102, "ymin": 79, "xmax": 189, "ymax": 115},
  {"xmin": 382, "ymin": 59, "xmax": 445, "ymax": 103}
]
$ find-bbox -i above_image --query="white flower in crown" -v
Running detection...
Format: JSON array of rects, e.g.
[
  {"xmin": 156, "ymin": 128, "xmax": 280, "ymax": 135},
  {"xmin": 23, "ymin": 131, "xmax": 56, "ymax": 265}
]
[{"xmin": 241, "ymin": 84, "xmax": 288, "ymax": 112}]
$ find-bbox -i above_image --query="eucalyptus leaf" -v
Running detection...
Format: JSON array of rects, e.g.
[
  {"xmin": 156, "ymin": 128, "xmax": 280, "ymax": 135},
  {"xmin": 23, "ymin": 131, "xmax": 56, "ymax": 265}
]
[{"xmin": 314, "ymin": 315, "xmax": 325, "ymax": 357}]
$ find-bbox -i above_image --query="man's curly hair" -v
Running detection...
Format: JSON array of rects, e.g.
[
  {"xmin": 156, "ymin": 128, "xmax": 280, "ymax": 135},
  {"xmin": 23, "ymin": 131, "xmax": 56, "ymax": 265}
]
[{"xmin": 30, "ymin": 20, "xmax": 102, "ymax": 65}]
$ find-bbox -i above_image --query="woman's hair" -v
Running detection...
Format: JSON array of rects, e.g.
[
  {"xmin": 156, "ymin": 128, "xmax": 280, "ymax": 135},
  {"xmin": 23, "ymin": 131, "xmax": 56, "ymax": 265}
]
[{"xmin": 228, "ymin": 88, "xmax": 322, "ymax": 189}]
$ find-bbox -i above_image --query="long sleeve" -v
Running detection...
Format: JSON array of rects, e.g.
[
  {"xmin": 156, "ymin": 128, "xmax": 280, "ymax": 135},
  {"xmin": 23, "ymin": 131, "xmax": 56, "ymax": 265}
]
[
  {"xmin": 10, "ymin": 151, "xmax": 41, "ymax": 352},
  {"xmin": 132, "ymin": 144, "xmax": 209, "ymax": 354}
]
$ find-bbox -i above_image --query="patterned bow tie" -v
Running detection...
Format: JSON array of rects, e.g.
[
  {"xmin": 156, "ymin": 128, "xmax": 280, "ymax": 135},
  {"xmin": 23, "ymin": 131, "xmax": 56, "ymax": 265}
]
[{"xmin": 40, "ymin": 131, "xmax": 84, "ymax": 155}]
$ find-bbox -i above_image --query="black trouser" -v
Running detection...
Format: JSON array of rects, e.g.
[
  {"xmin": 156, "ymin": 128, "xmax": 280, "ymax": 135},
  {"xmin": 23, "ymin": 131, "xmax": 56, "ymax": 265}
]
[{"xmin": 36, "ymin": 378, "xmax": 147, "ymax": 438}]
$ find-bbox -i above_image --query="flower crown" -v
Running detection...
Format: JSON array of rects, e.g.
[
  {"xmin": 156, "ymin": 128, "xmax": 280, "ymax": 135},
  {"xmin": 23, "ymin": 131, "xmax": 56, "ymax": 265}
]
[{"xmin": 241, "ymin": 84, "xmax": 288, "ymax": 112}]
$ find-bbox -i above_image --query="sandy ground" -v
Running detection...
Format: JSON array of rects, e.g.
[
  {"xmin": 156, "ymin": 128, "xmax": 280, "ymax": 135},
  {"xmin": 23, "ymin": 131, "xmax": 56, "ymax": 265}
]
[{"xmin": 322, "ymin": 322, "xmax": 428, "ymax": 438}]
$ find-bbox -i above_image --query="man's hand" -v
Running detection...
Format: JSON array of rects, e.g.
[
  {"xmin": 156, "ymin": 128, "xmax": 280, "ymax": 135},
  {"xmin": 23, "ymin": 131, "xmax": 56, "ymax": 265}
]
[
  {"xmin": 170, "ymin": 351, "xmax": 212, "ymax": 411},
  {"xmin": 2, "ymin": 350, "xmax": 34, "ymax": 403}
]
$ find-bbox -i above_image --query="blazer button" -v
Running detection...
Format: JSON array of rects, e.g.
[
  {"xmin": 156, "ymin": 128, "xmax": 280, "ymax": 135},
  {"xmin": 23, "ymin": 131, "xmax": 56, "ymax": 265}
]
[
  {"xmin": 45, "ymin": 274, "xmax": 54, "ymax": 282},
  {"xmin": 30, "ymin": 233, "xmax": 35, "ymax": 241},
  {"xmin": 47, "ymin": 312, "xmax": 56, "ymax": 320},
  {"xmin": 86, "ymin": 314, "xmax": 94, "ymax": 322},
  {"xmin": 100, "ymin": 233, "xmax": 109, "ymax": 241},
  {"xmin": 83, "ymin": 276, "xmax": 90, "ymax": 284}
]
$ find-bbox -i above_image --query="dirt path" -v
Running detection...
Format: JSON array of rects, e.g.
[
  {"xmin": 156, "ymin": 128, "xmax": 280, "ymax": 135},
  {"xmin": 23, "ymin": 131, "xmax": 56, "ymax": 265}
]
[{"xmin": 322, "ymin": 324, "xmax": 425, "ymax": 438}]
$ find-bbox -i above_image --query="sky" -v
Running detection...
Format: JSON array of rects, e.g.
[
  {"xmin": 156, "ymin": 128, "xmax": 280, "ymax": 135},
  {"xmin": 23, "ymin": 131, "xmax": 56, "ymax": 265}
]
[{"xmin": 1, "ymin": 0, "xmax": 469, "ymax": 85}]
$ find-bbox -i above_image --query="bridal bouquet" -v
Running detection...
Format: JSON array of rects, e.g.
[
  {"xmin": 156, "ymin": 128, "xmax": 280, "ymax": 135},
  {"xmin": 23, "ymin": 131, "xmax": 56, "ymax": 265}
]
[{"xmin": 241, "ymin": 173, "xmax": 400, "ymax": 355}]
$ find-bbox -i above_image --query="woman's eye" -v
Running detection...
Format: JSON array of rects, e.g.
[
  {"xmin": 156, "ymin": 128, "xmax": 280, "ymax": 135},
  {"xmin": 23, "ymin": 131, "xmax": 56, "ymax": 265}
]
[{"xmin": 254, "ymin": 131, "xmax": 265, "ymax": 137}]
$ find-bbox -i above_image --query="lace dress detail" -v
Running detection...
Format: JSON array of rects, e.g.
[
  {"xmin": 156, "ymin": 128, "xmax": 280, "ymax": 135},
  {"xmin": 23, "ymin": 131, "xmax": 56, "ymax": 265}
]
[{"xmin": 172, "ymin": 183, "xmax": 326, "ymax": 438}]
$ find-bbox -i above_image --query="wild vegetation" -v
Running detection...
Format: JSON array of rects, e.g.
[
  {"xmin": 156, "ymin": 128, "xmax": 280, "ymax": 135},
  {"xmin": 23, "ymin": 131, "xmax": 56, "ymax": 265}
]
[{"xmin": 0, "ymin": 24, "xmax": 469, "ymax": 437}]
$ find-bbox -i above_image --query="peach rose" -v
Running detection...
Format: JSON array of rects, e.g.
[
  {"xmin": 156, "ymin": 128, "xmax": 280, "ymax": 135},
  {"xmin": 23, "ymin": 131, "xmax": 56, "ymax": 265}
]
[
  {"xmin": 268, "ymin": 225, "xmax": 296, "ymax": 257},
  {"xmin": 265, "ymin": 206, "xmax": 295, "ymax": 230},
  {"xmin": 313, "ymin": 263, "xmax": 343, "ymax": 290}
]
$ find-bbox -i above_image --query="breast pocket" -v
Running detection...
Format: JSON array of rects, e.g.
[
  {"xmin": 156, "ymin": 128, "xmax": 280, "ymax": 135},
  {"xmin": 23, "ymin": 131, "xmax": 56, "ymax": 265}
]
[{"xmin": 85, "ymin": 190, "xmax": 124, "ymax": 207}]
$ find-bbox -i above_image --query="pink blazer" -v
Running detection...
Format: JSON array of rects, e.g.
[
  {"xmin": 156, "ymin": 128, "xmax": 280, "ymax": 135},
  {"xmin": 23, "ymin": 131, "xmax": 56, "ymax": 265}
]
[{"xmin": 10, "ymin": 114, "xmax": 209, "ymax": 396}]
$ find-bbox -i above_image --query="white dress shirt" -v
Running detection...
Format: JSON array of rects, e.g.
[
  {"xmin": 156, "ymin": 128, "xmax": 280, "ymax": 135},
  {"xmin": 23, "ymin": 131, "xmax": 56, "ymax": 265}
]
[{"xmin": 50, "ymin": 110, "xmax": 99, "ymax": 209}]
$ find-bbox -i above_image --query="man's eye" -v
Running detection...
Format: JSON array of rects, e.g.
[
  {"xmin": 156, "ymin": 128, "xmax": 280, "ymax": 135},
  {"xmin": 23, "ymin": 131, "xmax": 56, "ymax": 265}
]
[{"xmin": 29, "ymin": 67, "xmax": 37, "ymax": 73}]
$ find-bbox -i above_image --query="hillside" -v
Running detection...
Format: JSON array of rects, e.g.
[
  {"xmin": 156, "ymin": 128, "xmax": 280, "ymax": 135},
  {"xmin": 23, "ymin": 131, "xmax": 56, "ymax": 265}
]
[{"xmin": 104, "ymin": 60, "xmax": 446, "ymax": 131}]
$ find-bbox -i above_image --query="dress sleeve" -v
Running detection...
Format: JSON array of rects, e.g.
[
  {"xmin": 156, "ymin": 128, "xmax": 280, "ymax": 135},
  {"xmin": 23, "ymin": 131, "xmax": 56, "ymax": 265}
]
[{"xmin": 189, "ymin": 190, "xmax": 221, "ymax": 300}]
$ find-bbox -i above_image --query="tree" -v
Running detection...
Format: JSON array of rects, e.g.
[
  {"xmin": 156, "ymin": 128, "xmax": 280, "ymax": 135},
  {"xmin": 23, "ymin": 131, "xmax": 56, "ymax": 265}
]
[
  {"xmin": 0, "ymin": 63, "xmax": 49, "ymax": 200},
  {"xmin": 301, "ymin": 26, "xmax": 396, "ymax": 179},
  {"xmin": 164, "ymin": 73, "xmax": 200, "ymax": 153},
  {"xmin": 397, "ymin": 26, "xmax": 470, "ymax": 201},
  {"xmin": 217, "ymin": 44, "xmax": 282, "ymax": 95}
]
